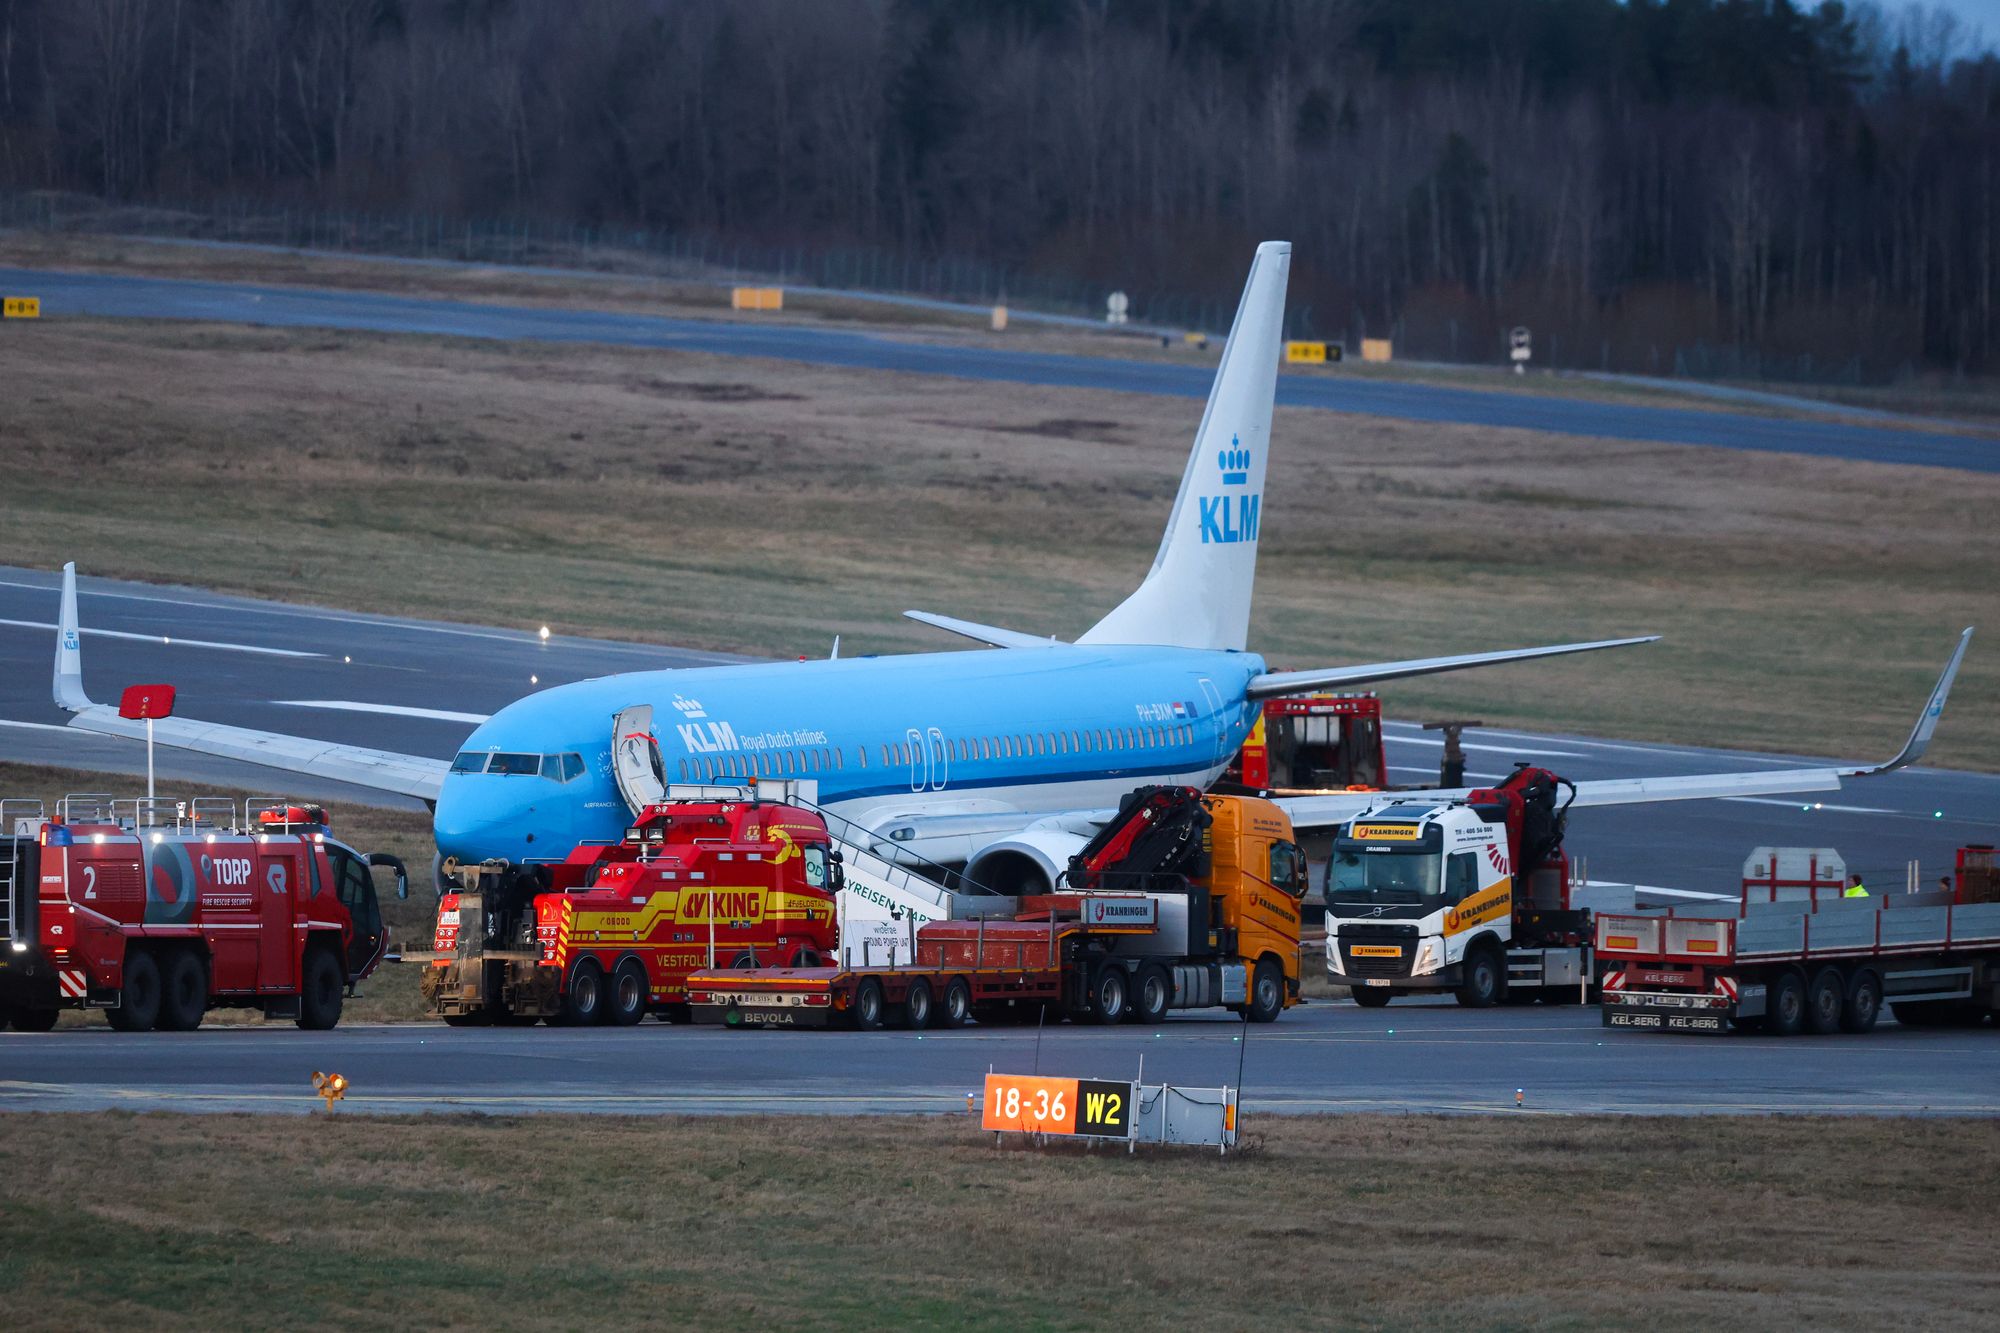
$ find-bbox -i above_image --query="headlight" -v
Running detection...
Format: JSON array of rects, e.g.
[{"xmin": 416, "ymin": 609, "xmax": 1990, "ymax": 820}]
[
  {"xmin": 1412, "ymin": 939, "xmax": 1441, "ymax": 975},
  {"xmin": 1324, "ymin": 938, "xmax": 1343, "ymax": 974}
]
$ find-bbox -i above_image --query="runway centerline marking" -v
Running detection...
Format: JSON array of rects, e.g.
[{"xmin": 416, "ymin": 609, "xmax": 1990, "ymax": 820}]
[
  {"xmin": 0, "ymin": 618, "xmax": 321, "ymax": 658},
  {"xmin": 275, "ymin": 700, "xmax": 493, "ymax": 724}
]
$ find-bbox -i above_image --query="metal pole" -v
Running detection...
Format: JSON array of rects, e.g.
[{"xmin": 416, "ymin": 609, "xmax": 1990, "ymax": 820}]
[{"xmin": 146, "ymin": 718, "xmax": 155, "ymax": 804}]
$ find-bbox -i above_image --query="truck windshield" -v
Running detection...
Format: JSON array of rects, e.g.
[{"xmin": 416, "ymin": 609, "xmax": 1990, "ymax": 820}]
[{"xmin": 1328, "ymin": 849, "xmax": 1442, "ymax": 906}]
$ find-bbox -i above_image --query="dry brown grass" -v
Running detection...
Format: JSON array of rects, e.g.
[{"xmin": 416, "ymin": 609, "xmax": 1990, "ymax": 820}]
[
  {"xmin": 0, "ymin": 1110, "xmax": 1993, "ymax": 1330},
  {"xmin": 0, "ymin": 761, "xmax": 435, "ymax": 1024},
  {"xmin": 6, "ymin": 314, "xmax": 1995, "ymax": 769}
]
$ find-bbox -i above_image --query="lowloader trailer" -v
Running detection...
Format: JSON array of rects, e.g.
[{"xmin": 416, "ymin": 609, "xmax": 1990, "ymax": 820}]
[
  {"xmin": 1596, "ymin": 845, "xmax": 2000, "ymax": 1034},
  {"xmin": 687, "ymin": 786, "xmax": 1308, "ymax": 1029}
]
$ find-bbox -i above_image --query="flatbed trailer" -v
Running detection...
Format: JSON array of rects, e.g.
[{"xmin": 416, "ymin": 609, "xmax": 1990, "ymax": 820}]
[
  {"xmin": 688, "ymin": 910, "xmax": 1158, "ymax": 1029},
  {"xmin": 1596, "ymin": 863, "xmax": 2000, "ymax": 1034}
]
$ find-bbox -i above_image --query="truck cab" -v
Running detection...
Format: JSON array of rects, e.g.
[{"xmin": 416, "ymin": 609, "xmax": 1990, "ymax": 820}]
[{"xmin": 1326, "ymin": 766, "xmax": 1582, "ymax": 1008}]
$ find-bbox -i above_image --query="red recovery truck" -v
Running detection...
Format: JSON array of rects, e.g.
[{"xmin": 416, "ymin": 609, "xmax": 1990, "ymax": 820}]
[
  {"xmin": 685, "ymin": 786, "xmax": 1307, "ymax": 1030},
  {"xmin": 406, "ymin": 788, "xmax": 844, "ymax": 1025},
  {"xmin": 0, "ymin": 795, "xmax": 403, "ymax": 1032},
  {"xmin": 1595, "ymin": 844, "xmax": 2000, "ymax": 1034},
  {"xmin": 1223, "ymin": 694, "xmax": 1388, "ymax": 792}
]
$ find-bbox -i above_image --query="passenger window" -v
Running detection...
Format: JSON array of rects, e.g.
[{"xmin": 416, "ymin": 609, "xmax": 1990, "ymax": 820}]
[
  {"xmin": 1445, "ymin": 852, "xmax": 1481, "ymax": 903},
  {"xmin": 803, "ymin": 845, "xmax": 828, "ymax": 889},
  {"xmin": 1269, "ymin": 842, "xmax": 1308, "ymax": 898},
  {"xmin": 677, "ymin": 759, "xmax": 688, "ymax": 781},
  {"xmin": 834, "ymin": 748, "xmax": 844, "ymax": 770}
]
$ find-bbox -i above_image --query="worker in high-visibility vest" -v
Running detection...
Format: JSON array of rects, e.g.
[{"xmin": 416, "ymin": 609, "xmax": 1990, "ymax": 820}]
[{"xmin": 1844, "ymin": 874, "xmax": 1869, "ymax": 899}]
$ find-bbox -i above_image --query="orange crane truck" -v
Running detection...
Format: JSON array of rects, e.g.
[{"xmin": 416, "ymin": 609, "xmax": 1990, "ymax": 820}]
[{"xmin": 686, "ymin": 786, "xmax": 1308, "ymax": 1029}]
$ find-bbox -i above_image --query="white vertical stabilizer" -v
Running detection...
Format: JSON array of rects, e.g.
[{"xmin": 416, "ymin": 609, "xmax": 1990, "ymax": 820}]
[{"xmin": 1079, "ymin": 241, "xmax": 1290, "ymax": 651}]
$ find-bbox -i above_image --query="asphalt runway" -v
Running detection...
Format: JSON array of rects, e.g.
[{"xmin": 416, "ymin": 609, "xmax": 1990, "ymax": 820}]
[
  {"xmin": 2, "ymin": 566, "xmax": 1994, "ymax": 891},
  {"xmin": 7, "ymin": 265, "xmax": 1995, "ymax": 471},
  {"xmin": 3, "ymin": 1000, "xmax": 1993, "ymax": 1116}
]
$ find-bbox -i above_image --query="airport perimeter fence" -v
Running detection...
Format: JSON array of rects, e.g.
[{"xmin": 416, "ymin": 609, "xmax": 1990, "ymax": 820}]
[{"xmin": 0, "ymin": 189, "xmax": 1266, "ymax": 338}]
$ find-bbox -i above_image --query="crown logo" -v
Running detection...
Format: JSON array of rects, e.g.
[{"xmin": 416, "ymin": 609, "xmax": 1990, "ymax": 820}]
[
  {"xmin": 1217, "ymin": 434, "xmax": 1251, "ymax": 486},
  {"xmin": 671, "ymin": 695, "xmax": 707, "ymax": 719}
]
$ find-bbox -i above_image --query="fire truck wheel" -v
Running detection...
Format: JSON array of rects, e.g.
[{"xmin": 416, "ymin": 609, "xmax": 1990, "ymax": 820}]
[
  {"xmin": 1247, "ymin": 959, "xmax": 1284, "ymax": 1023},
  {"xmin": 901, "ymin": 979, "xmax": 933, "ymax": 1030},
  {"xmin": 1131, "ymin": 965, "xmax": 1172, "ymax": 1024},
  {"xmin": 608, "ymin": 962, "xmax": 649, "ymax": 1026},
  {"xmin": 563, "ymin": 960, "xmax": 608, "ymax": 1026},
  {"xmin": 852, "ymin": 979, "xmax": 886, "ymax": 1030},
  {"xmin": 1453, "ymin": 945, "xmax": 1503, "ymax": 1009},
  {"xmin": 1087, "ymin": 965, "xmax": 1129, "ymax": 1025},
  {"xmin": 1351, "ymin": 987, "xmax": 1392, "ymax": 1008},
  {"xmin": 10, "ymin": 1006, "xmax": 58, "ymax": 1032},
  {"xmin": 158, "ymin": 949, "xmax": 208, "ymax": 1032},
  {"xmin": 108, "ymin": 949, "xmax": 163, "ymax": 1032},
  {"xmin": 296, "ymin": 947, "xmax": 345, "ymax": 1031},
  {"xmin": 938, "ymin": 978, "xmax": 973, "ymax": 1027},
  {"xmin": 1841, "ymin": 969, "xmax": 1883, "ymax": 1034},
  {"xmin": 1805, "ymin": 966, "xmax": 1845, "ymax": 1036},
  {"xmin": 1766, "ymin": 970, "xmax": 1807, "ymax": 1036}
]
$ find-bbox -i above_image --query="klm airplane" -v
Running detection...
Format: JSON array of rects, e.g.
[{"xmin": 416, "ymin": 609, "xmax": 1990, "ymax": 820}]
[{"xmin": 50, "ymin": 243, "xmax": 1970, "ymax": 891}]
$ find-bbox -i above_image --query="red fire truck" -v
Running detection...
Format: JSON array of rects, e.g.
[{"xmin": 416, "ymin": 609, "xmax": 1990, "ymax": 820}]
[
  {"xmin": 0, "ymin": 795, "xmax": 404, "ymax": 1032},
  {"xmin": 409, "ymin": 788, "xmax": 844, "ymax": 1025}
]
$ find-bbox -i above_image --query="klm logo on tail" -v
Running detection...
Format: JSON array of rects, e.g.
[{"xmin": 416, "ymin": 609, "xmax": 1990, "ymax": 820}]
[{"xmin": 1199, "ymin": 434, "xmax": 1260, "ymax": 545}]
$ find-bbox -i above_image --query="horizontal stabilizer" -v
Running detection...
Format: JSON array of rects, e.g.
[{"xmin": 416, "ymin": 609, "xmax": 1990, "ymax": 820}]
[
  {"xmin": 903, "ymin": 610, "xmax": 1056, "ymax": 649},
  {"xmin": 1246, "ymin": 635, "xmax": 1659, "ymax": 698}
]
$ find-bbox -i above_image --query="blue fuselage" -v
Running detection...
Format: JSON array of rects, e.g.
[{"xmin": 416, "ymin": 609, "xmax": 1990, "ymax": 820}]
[{"xmin": 432, "ymin": 645, "xmax": 1268, "ymax": 864}]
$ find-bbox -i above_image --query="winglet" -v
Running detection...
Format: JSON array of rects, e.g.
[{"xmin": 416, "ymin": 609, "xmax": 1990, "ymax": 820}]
[
  {"xmin": 53, "ymin": 562, "xmax": 94, "ymax": 713},
  {"xmin": 1845, "ymin": 627, "xmax": 1973, "ymax": 776}
]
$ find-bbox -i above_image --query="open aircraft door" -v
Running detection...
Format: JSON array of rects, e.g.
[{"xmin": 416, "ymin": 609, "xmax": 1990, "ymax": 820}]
[{"xmin": 612, "ymin": 705, "xmax": 669, "ymax": 816}]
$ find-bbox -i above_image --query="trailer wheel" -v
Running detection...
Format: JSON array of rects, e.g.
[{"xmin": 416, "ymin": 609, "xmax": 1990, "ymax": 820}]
[
  {"xmin": 938, "ymin": 978, "xmax": 973, "ymax": 1028},
  {"xmin": 852, "ymin": 979, "xmax": 885, "ymax": 1030},
  {"xmin": 1454, "ymin": 945, "xmax": 1504, "ymax": 1009},
  {"xmin": 297, "ymin": 946, "xmax": 345, "ymax": 1031},
  {"xmin": 108, "ymin": 949, "xmax": 162, "ymax": 1032},
  {"xmin": 1087, "ymin": 965, "xmax": 1129, "ymax": 1025},
  {"xmin": 158, "ymin": 949, "xmax": 208, "ymax": 1032},
  {"xmin": 563, "ymin": 960, "xmax": 608, "ymax": 1026},
  {"xmin": 10, "ymin": 1006, "xmax": 58, "ymax": 1032},
  {"xmin": 1840, "ymin": 968, "xmax": 1882, "ymax": 1034},
  {"xmin": 1131, "ymin": 965, "xmax": 1172, "ymax": 1024},
  {"xmin": 1351, "ymin": 987, "xmax": 1392, "ymax": 1008},
  {"xmin": 901, "ymin": 979, "xmax": 933, "ymax": 1030},
  {"xmin": 1805, "ymin": 966, "xmax": 1845, "ymax": 1035},
  {"xmin": 1767, "ymin": 970, "xmax": 1807, "ymax": 1036},
  {"xmin": 608, "ymin": 961, "xmax": 649, "ymax": 1026}
]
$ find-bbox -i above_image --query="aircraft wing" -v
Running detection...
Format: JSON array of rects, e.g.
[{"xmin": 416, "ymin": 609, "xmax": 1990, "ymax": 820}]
[
  {"xmin": 903, "ymin": 611, "xmax": 1056, "ymax": 649},
  {"xmin": 1275, "ymin": 627, "xmax": 1972, "ymax": 835},
  {"xmin": 50, "ymin": 563, "xmax": 448, "ymax": 803}
]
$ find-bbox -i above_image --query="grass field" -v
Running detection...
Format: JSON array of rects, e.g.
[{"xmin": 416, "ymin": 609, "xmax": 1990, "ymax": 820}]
[
  {"xmin": 1, "ymin": 1111, "xmax": 1995, "ymax": 1330},
  {"xmin": 5, "ymin": 307, "xmax": 1997, "ymax": 770}
]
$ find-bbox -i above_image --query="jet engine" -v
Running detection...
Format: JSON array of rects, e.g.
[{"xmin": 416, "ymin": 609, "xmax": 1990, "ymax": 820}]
[{"xmin": 964, "ymin": 827, "xmax": 1092, "ymax": 896}]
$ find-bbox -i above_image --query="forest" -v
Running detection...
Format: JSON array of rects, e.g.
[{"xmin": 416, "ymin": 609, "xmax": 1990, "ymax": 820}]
[{"xmin": 0, "ymin": 0, "xmax": 1994, "ymax": 380}]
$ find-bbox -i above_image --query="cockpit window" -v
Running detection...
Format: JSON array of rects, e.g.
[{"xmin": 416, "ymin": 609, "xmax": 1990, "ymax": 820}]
[
  {"xmin": 487, "ymin": 752, "xmax": 543, "ymax": 777},
  {"xmin": 560, "ymin": 753, "xmax": 586, "ymax": 782},
  {"xmin": 450, "ymin": 752, "xmax": 488, "ymax": 774}
]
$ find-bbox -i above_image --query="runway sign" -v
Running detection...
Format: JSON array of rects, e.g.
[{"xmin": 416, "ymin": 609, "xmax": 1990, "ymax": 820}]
[
  {"xmin": 1285, "ymin": 340, "xmax": 1327, "ymax": 363},
  {"xmin": 1361, "ymin": 337, "xmax": 1393, "ymax": 362},
  {"xmin": 3, "ymin": 296, "xmax": 39, "ymax": 318},
  {"xmin": 982, "ymin": 1073, "xmax": 1134, "ymax": 1139},
  {"xmin": 731, "ymin": 286, "xmax": 784, "ymax": 311}
]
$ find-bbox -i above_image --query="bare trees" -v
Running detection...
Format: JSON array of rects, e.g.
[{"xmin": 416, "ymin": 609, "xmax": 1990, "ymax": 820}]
[{"xmin": 0, "ymin": 0, "xmax": 1993, "ymax": 378}]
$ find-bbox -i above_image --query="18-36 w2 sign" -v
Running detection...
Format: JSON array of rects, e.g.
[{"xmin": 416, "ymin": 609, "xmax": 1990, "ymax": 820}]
[{"xmin": 981, "ymin": 1073, "xmax": 1134, "ymax": 1139}]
